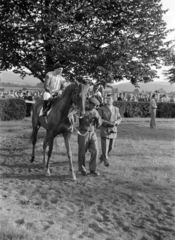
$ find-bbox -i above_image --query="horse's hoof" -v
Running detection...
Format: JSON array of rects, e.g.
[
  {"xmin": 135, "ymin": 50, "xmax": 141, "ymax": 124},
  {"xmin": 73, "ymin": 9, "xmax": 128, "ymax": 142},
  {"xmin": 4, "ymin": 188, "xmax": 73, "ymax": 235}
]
[
  {"xmin": 30, "ymin": 157, "xmax": 35, "ymax": 163},
  {"xmin": 72, "ymin": 175, "xmax": 77, "ymax": 181},
  {"xmin": 45, "ymin": 168, "xmax": 51, "ymax": 176}
]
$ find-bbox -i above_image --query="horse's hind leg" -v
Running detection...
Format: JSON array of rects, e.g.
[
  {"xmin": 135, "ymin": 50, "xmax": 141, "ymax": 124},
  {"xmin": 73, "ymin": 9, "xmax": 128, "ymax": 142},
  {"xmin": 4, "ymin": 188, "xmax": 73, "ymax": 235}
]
[
  {"xmin": 43, "ymin": 132, "xmax": 49, "ymax": 166},
  {"xmin": 44, "ymin": 131, "xmax": 54, "ymax": 175},
  {"xmin": 30, "ymin": 125, "xmax": 40, "ymax": 163},
  {"xmin": 63, "ymin": 132, "xmax": 76, "ymax": 181}
]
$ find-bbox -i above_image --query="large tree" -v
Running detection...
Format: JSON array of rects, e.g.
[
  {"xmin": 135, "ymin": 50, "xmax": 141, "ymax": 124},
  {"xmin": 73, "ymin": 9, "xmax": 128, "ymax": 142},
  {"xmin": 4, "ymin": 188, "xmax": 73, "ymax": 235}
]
[
  {"xmin": 164, "ymin": 43, "xmax": 175, "ymax": 83},
  {"xmin": 0, "ymin": 0, "xmax": 171, "ymax": 84}
]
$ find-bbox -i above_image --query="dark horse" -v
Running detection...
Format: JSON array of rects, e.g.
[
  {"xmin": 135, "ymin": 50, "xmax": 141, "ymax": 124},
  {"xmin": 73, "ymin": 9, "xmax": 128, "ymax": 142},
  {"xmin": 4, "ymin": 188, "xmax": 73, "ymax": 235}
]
[{"xmin": 30, "ymin": 82, "xmax": 89, "ymax": 180}]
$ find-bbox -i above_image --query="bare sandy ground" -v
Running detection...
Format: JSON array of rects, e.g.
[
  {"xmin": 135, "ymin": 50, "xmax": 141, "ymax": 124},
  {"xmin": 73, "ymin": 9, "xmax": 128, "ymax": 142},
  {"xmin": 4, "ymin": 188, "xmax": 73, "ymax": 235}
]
[{"xmin": 0, "ymin": 118, "xmax": 175, "ymax": 240}]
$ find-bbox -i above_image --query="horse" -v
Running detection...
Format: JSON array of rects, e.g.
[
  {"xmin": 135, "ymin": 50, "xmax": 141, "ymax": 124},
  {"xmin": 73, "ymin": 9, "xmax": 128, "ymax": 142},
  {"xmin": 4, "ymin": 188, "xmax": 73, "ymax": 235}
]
[{"xmin": 30, "ymin": 82, "xmax": 89, "ymax": 180}]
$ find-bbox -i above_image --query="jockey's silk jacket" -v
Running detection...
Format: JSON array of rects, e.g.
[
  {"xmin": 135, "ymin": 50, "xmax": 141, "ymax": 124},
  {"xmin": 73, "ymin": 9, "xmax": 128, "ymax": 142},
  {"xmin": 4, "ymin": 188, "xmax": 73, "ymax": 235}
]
[{"xmin": 44, "ymin": 71, "xmax": 66, "ymax": 94}]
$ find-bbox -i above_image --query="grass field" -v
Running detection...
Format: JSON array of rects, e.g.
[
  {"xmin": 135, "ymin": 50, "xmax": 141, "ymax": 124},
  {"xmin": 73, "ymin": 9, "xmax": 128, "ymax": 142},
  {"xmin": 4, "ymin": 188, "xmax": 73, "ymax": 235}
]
[{"xmin": 0, "ymin": 117, "xmax": 175, "ymax": 240}]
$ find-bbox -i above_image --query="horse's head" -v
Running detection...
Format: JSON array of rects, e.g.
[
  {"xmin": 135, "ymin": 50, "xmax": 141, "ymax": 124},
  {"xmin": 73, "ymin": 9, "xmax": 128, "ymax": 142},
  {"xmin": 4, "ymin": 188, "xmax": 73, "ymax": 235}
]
[{"xmin": 73, "ymin": 81, "xmax": 89, "ymax": 118}]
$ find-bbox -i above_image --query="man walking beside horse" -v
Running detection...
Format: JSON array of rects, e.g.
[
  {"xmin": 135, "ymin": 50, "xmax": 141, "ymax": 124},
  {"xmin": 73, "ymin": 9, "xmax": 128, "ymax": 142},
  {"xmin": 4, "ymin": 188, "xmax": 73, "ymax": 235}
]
[
  {"xmin": 98, "ymin": 93, "xmax": 122, "ymax": 167},
  {"xmin": 78, "ymin": 97, "xmax": 101, "ymax": 176}
]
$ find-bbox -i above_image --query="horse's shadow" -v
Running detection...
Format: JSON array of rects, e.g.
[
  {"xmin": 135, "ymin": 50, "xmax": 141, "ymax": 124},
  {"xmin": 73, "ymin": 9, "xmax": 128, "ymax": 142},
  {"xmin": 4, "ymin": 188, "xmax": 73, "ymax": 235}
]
[
  {"xmin": 1, "ymin": 172, "xmax": 73, "ymax": 182},
  {"xmin": 1, "ymin": 160, "xmax": 74, "ymax": 182},
  {"xmin": 1, "ymin": 161, "xmax": 68, "ymax": 169},
  {"xmin": 0, "ymin": 149, "xmax": 77, "ymax": 159}
]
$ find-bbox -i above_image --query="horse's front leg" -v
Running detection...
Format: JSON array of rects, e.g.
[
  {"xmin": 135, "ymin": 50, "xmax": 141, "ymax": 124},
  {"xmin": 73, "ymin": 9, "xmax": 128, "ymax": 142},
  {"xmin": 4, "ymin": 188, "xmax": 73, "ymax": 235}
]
[{"xmin": 63, "ymin": 132, "xmax": 76, "ymax": 181}]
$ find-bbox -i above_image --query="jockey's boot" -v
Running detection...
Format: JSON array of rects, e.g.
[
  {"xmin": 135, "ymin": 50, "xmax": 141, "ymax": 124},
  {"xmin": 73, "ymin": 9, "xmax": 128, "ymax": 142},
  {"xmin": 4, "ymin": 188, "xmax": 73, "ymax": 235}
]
[{"xmin": 42, "ymin": 100, "xmax": 48, "ymax": 117}]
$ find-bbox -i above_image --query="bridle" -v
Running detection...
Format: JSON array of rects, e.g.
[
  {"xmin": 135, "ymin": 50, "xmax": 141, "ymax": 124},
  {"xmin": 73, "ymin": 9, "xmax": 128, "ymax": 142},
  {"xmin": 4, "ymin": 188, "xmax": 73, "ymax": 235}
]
[
  {"xmin": 68, "ymin": 82, "xmax": 89, "ymax": 136},
  {"xmin": 72, "ymin": 82, "xmax": 80, "ymax": 107}
]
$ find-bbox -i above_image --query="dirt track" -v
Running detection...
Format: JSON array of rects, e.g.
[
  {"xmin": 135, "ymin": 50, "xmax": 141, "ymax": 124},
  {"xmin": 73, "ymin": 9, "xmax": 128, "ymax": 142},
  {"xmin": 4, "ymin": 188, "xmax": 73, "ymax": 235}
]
[{"xmin": 0, "ymin": 118, "xmax": 175, "ymax": 240}]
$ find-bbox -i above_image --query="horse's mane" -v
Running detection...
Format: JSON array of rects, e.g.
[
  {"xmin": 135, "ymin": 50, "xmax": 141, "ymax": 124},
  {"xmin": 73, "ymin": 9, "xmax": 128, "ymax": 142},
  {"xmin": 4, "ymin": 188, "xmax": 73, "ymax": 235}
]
[
  {"xmin": 53, "ymin": 82, "xmax": 87, "ymax": 106},
  {"xmin": 52, "ymin": 83, "xmax": 75, "ymax": 107},
  {"xmin": 61, "ymin": 83, "xmax": 75, "ymax": 99}
]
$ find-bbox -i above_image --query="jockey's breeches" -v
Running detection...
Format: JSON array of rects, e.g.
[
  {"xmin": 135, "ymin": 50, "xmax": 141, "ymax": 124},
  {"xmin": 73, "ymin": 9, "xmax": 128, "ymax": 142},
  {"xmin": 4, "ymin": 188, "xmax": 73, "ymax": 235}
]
[{"xmin": 43, "ymin": 91, "xmax": 51, "ymax": 100}]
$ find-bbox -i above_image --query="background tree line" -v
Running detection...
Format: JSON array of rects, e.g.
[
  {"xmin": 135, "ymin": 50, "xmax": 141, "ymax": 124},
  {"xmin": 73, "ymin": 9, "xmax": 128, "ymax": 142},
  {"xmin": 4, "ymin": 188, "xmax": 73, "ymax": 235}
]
[{"xmin": 0, "ymin": 0, "xmax": 174, "ymax": 84}]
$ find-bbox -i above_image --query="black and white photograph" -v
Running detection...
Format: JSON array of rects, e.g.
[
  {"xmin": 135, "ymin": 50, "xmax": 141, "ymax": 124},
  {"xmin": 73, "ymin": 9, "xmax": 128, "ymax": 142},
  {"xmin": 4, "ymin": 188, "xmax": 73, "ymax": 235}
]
[{"xmin": 0, "ymin": 1, "xmax": 175, "ymax": 240}]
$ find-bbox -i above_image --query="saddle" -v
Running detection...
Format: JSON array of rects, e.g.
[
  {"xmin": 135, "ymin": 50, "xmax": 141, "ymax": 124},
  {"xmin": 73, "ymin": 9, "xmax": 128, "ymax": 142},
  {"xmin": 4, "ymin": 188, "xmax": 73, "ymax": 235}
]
[{"xmin": 39, "ymin": 95, "xmax": 59, "ymax": 117}]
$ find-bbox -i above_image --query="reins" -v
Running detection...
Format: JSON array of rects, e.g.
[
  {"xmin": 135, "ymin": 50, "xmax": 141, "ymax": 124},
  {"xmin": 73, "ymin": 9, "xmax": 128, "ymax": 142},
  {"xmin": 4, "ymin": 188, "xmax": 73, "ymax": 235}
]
[
  {"xmin": 72, "ymin": 124, "xmax": 89, "ymax": 136},
  {"xmin": 68, "ymin": 107, "xmax": 89, "ymax": 136},
  {"xmin": 69, "ymin": 83, "xmax": 90, "ymax": 136}
]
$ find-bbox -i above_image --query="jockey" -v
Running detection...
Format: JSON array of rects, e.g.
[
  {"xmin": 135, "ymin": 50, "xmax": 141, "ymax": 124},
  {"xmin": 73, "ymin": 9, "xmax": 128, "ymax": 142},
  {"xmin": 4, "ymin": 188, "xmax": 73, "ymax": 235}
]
[{"xmin": 42, "ymin": 63, "xmax": 66, "ymax": 117}]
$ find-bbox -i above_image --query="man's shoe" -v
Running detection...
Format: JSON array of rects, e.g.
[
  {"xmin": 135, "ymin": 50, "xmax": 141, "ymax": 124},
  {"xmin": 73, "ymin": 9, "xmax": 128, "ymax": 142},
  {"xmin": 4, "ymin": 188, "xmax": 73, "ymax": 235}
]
[
  {"xmin": 81, "ymin": 170, "xmax": 87, "ymax": 176},
  {"xmin": 90, "ymin": 171, "xmax": 99, "ymax": 176},
  {"xmin": 104, "ymin": 162, "xmax": 109, "ymax": 167},
  {"xmin": 99, "ymin": 155, "xmax": 103, "ymax": 164}
]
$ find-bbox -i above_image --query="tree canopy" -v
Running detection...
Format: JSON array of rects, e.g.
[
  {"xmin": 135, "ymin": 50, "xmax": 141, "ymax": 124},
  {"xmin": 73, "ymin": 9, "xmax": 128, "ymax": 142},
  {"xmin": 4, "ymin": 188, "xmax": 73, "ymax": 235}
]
[
  {"xmin": 164, "ymin": 44, "xmax": 175, "ymax": 83},
  {"xmin": 0, "ymin": 0, "xmax": 171, "ymax": 84}
]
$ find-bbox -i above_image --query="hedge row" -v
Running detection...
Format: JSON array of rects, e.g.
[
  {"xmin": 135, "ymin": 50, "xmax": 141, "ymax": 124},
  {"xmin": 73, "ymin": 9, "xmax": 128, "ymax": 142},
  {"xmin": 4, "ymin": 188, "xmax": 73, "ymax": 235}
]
[
  {"xmin": 0, "ymin": 98, "xmax": 26, "ymax": 121},
  {"xmin": 113, "ymin": 101, "xmax": 175, "ymax": 118},
  {"xmin": 0, "ymin": 98, "xmax": 175, "ymax": 121}
]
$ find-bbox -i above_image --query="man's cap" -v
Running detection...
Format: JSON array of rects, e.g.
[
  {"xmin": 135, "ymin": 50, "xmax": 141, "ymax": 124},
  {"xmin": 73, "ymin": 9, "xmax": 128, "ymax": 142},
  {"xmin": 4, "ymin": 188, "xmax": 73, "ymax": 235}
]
[
  {"xmin": 54, "ymin": 61, "xmax": 64, "ymax": 69},
  {"xmin": 89, "ymin": 97, "xmax": 100, "ymax": 106},
  {"xmin": 55, "ymin": 68, "xmax": 63, "ymax": 75},
  {"xmin": 76, "ymin": 76, "xmax": 90, "ymax": 84}
]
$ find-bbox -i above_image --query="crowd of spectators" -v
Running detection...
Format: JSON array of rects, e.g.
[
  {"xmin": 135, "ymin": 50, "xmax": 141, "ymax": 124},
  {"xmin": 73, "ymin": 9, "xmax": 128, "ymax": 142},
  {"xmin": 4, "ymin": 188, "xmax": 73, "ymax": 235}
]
[
  {"xmin": 0, "ymin": 89, "xmax": 43, "ymax": 117},
  {"xmin": 0, "ymin": 89, "xmax": 175, "ymax": 117},
  {"xmin": 0, "ymin": 89, "xmax": 43, "ymax": 101},
  {"xmin": 112, "ymin": 92, "xmax": 175, "ymax": 103},
  {"xmin": 1, "ymin": 89, "xmax": 175, "ymax": 103}
]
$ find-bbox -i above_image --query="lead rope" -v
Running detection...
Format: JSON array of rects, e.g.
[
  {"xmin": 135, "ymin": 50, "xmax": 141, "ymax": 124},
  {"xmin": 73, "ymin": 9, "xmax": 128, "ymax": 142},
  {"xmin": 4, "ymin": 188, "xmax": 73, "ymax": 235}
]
[
  {"xmin": 72, "ymin": 124, "xmax": 89, "ymax": 136},
  {"xmin": 70, "ymin": 86, "xmax": 89, "ymax": 136},
  {"xmin": 68, "ymin": 110, "xmax": 89, "ymax": 136}
]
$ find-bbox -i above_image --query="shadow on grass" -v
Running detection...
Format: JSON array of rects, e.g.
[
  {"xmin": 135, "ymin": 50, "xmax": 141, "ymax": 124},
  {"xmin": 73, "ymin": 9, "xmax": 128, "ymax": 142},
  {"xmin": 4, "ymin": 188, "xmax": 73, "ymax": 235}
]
[
  {"xmin": 0, "ymin": 147, "xmax": 32, "ymax": 151},
  {"xmin": 0, "ymin": 151, "xmax": 69, "ymax": 158},
  {"xmin": 1, "ymin": 173, "xmax": 73, "ymax": 182},
  {"xmin": 1, "ymin": 160, "xmax": 74, "ymax": 182},
  {"xmin": 1, "ymin": 160, "xmax": 68, "ymax": 170},
  {"xmin": 118, "ymin": 125, "xmax": 175, "ymax": 141},
  {"xmin": 133, "ymin": 165, "xmax": 174, "ymax": 172},
  {"xmin": 1, "ymin": 163, "xmax": 174, "ymax": 202}
]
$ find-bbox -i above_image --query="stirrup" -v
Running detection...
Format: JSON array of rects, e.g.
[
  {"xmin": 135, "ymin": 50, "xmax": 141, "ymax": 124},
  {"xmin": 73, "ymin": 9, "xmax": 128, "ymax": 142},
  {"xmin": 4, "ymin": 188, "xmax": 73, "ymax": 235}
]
[{"xmin": 42, "ymin": 111, "xmax": 47, "ymax": 117}]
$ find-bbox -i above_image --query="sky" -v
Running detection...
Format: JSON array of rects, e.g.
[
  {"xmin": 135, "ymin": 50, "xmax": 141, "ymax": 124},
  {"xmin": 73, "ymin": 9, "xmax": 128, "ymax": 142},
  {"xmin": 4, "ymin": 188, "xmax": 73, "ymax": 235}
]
[
  {"xmin": 154, "ymin": 0, "xmax": 175, "ymax": 81},
  {"xmin": 161, "ymin": 0, "xmax": 175, "ymax": 40},
  {"xmin": 1, "ymin": 0, "xmax": 175, "ymax": 85},
  {"xmin": 157, "ymin": 0, "xmax": 175, "ymax": 83},
  {"xmin": 115, "ymin": 0, "xmax": 175, "ymax": 85}
]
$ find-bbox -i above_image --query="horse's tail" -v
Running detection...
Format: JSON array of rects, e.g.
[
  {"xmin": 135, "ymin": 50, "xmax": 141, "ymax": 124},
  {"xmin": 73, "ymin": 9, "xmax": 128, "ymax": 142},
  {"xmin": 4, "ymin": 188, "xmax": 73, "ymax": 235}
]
[
  {"xmin": 29, "ymin": 108, "xmax": 36, "ymax": 144},
  {"xmin": 29, "ymin": 99, "xmax": 42, "ymax": 144}
]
